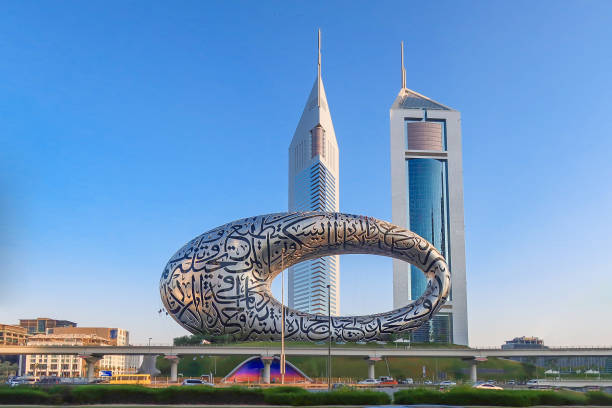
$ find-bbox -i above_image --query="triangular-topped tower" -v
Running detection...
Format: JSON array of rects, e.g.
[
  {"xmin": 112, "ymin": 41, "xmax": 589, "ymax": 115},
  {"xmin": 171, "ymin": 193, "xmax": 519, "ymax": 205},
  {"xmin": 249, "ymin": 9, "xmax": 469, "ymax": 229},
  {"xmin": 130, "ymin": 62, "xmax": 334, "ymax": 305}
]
[{"xmin": 288, "ymin": 30, "xmax": 340, "ymax": 316}]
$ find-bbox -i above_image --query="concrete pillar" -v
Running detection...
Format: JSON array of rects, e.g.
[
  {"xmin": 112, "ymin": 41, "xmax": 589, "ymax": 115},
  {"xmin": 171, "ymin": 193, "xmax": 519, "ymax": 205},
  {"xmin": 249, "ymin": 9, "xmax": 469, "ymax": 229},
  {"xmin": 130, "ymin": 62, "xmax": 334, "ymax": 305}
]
[
  {"xmin": 470, "ymin": 361, "xmax": 478, "ymax": 383},
  {"xmin": 366, "ymin": 357, "xmax": 381, "ymax": 379},
  {"xmin": 87, "ymin": 361, "xmax": 96, "ymax": 380},
  {"xmin": 463, "ymin": 356, "xmax": 486, "ymax": 383},
  {"xmin": 261, "ymin": 356, "xmax": 273, "ymax": 384},
  {"xmin": 165, "ymin": 355, "xmax": 179, "ymax": 382},
  {"xmin": 138, "ymin": 355, "xmax": 161, "ymax": 376},
  {"xmin": 80, "ymin": 355, "xmax": 103, "ymax": 382}
]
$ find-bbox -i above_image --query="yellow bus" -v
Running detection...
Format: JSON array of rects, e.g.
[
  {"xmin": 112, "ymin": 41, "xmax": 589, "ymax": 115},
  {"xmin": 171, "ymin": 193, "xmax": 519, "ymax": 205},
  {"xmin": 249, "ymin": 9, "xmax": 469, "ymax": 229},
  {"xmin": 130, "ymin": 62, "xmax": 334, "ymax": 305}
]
[{"xmin": 109, "ymin": 374, "xmax": 151, "ymax": 385}]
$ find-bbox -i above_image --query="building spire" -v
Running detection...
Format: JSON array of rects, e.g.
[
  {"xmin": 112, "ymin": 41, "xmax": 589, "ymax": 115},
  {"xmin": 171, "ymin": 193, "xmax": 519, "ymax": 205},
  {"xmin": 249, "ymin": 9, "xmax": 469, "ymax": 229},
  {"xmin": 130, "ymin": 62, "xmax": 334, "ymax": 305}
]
[
  {"xmin": 401, "ymin": 41, "xmax": 406, "ymax": 89},
  {"xmin": 317, "ymin": 29, "xmax": 322, "ymax": 107}
]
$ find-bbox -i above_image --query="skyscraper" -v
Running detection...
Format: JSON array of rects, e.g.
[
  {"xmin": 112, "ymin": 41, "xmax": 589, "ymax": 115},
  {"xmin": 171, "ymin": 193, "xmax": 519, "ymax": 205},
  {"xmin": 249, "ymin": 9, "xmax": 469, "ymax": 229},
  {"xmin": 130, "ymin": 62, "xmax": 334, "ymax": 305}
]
[
  {"xmin": 288, "ymin": 31, "xmax": 340, "ymax": 316},
  {"xmin": 390, "ymin": 43, "xmax": 468, "ymax": 345}
]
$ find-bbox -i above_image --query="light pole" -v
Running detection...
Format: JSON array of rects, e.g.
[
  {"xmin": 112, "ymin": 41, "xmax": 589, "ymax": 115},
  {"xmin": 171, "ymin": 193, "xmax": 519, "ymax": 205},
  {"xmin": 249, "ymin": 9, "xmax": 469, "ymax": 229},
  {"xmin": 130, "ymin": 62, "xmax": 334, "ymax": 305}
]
[
  {"xmin": 327, "ymin": 283, "xmax": 331, "ymax": 390},
  {"xmin": 280, "ymin": 249, "xmax": 286, "ymax": 384}
]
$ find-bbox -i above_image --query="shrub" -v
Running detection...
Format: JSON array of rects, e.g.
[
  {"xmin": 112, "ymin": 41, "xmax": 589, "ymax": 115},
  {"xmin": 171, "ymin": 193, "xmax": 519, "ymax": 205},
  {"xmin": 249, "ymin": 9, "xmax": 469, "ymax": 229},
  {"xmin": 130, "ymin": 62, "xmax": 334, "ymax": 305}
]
[
  {"xmin": 535, "ymin": 390, "xmax": 587, "ymax": 406},
  {"xmin": 263, "ymin": 387, "xmax": 309, "ymax": 405},
  {"xmin": 394, "ymin": 387, "xmax": 604, "ymax": 407},
  {"xmin": 71, "ymin": 385, "xmax": 156, "ymax": 404},
  {"xmin": 157, "ymin": 385, "xmax": 264, "ymax": 404},
  {"xmin": 0, "ymin": 388, "xmax": 51, "ymax": 404},
  {"xmin": 586, "ymin": 391, "xmax": 612, "ymax": 406},
  {"xmin": 394, "ymin": 388, "xmax": 442, "ymax": 404},
  {"xmin": 442, "ymin": 387, "xmax": 537, "ymax": 406},
  {"xmin": 264, "ymin": 387, "xmax": 390, "ymax": 406}
]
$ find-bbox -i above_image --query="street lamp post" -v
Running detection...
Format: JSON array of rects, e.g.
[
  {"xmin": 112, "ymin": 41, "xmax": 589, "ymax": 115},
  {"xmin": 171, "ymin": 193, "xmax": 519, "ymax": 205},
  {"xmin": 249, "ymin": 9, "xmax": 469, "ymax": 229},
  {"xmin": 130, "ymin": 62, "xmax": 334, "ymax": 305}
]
[
  {"xmin": 280, "ymin": 249, "xmax": 286, "ymax": 384},
  {"xmin": 327, "ymin": 283, "xmax": 331, "ymax": 390}
]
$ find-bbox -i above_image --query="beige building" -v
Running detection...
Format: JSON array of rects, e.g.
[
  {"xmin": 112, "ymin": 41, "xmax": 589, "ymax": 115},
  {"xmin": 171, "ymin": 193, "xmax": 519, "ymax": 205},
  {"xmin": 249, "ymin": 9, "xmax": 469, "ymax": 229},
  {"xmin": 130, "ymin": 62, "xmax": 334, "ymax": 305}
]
[
  {"xmin": 0, "ymin": 324, "xmax": 29, "ymax": 345},
  {"xmin": 25, "ymin": 333, "xmax": 110, "ymax": 377},
  {"xmin": 25, "ymin": 327, "xmax": 138, "ymax": 377},
  {"xmin": 50, "ymin": 327, "xmax": 137, "ymax": 375}
]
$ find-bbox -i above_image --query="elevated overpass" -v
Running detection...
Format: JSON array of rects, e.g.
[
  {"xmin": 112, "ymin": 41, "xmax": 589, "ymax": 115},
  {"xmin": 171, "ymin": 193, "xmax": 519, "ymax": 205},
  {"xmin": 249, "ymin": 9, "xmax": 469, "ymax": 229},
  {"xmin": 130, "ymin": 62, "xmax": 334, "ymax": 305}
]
[
  {"xmin": 2, "ymin": 345, "xmax": 610, "ymax": 383},
  {"xmin": 1, "ymin": 344, "xmax": 611, "ymax": 358}
]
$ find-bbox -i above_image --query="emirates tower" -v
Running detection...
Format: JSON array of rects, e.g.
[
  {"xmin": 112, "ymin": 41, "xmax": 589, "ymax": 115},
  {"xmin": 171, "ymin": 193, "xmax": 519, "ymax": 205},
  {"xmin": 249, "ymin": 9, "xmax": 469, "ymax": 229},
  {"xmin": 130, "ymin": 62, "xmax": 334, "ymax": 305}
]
[{"xmin": 288, "ymin": 31, "xmax": 340, "ymax": 316}]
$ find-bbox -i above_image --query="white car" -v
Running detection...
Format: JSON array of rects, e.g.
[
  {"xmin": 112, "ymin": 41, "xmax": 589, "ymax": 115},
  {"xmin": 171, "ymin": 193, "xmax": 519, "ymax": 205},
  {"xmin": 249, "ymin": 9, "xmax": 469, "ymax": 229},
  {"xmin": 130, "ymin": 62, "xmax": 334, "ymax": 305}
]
[
  {"xmin": 474, "ymin": 383, "xmax": 503, "ymax": 390},
  {"xmin": 358, "ymin": 378, "xmax": 380, "ymax": 385},
  {"xmin": 9, "ymin": 377, "xmax": 38, "ymax": 387},
  {"xmin": 526, "ymin": 379, "xmax": 539, "ymax": 388},
  {"xmin": 439, "ymin": 380, "xmax": 456, "ymax": 387},
  {"xmin": 181, "ymin": 379, "xmax": 214, "ymax": 386}
]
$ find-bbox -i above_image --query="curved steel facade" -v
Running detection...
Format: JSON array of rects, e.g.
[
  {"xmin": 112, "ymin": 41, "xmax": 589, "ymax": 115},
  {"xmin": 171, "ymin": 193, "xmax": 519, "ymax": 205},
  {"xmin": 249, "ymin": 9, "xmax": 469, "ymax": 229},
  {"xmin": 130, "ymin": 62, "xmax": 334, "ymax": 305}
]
[{"xmin": 160, "ymin": 212, "xmax": 450, "ymax": 342}]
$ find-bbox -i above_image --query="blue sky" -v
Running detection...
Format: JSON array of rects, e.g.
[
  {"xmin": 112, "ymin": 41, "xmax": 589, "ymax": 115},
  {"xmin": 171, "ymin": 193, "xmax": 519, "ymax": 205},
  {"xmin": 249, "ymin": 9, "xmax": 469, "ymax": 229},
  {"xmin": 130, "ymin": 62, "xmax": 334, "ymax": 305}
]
[{"xmin": 1, "ymin": 1, "xmax": 611, "ymax": 346}]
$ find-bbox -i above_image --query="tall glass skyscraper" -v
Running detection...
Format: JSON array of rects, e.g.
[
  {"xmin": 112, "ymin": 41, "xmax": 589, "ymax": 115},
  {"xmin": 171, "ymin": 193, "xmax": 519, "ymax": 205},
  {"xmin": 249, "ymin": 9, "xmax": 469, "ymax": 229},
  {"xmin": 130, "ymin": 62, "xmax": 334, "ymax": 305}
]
[
  {"xmin": 390, "ymin": 43, "xmax": 468, "ymax": 345},
  {"xmin": 287, "ymin": 32, "xmax": 340, "ymax": 316}
]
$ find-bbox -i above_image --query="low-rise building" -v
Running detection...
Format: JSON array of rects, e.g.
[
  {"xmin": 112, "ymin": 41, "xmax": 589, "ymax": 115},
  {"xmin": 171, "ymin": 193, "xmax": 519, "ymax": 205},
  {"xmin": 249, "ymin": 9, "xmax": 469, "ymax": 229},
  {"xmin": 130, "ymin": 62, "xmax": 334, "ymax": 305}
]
[
  {"xmin": 50, "ymin": 327, "xmax": 138, "ymax": 375},
  {"xmin": 19, "ymin": 318, "xmax": 76, "ymax": 335},
  {"xmin": 25, "ymin": 333, "xmax": 110, "ymax": 377},
  {"xmin": 24, "ymin": 327, "xmax": 139, "ymax": 377},
  {"xmin": 0, "ymin": 324, "xmax": 29, "ymax": 345}
]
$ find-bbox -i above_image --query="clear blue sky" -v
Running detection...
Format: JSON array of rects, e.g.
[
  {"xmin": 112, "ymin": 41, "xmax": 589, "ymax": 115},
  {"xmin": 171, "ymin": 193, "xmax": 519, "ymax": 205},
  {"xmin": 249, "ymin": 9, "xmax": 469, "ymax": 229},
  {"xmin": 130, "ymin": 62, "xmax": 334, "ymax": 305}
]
[{"xmin": 1, "ymin": 1, "xmax": 611, "ymax": 346}]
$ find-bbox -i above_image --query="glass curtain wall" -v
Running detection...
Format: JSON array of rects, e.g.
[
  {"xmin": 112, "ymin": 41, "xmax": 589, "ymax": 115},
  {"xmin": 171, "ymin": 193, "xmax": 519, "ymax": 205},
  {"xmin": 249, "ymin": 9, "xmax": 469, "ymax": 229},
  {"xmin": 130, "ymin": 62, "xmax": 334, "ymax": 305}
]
[{"xmin": 407, "ymin": 158, "xmax": 449, "ymax": 300}]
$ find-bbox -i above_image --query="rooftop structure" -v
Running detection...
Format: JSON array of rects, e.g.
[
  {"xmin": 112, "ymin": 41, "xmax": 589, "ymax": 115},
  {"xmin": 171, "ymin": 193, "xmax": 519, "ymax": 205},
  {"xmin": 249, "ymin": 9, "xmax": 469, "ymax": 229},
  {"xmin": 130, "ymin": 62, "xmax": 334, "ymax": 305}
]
[
  {"xmin": 19, "ymin": 317, "xmax": 76, "ymax": 335},
  {"xmin": 502, "ymin": 336, "xmax": 547, "ymax": 349}
]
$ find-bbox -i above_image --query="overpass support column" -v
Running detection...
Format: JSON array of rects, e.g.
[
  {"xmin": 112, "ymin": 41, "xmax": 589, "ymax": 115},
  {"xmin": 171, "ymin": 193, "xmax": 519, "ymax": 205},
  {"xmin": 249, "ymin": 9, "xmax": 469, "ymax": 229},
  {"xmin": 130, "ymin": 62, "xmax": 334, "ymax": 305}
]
[
  {"xmin": 138, "ymin": 355, "xmax": 161, "ymax": 376},
  {"xmin": 463, "ymin": 357, "xmax": 487, "ymax": 383},
  {"xmin": 165, "ymin": 355, "xmax": 179, "ymax": 382},
  {"xmin": 470, "ymin": 361, "xmax": 477, "ymax": 383},
  {"xmin": 80, "ymin": 355, "xmax": 103, "ymax": 382},
  {"xmin": 366, "ymin": 357, "xmax": 381, "ymax": 379},
  {"xmin": 261, "ymin": 356, "xmax": 273, "ymax": 384}
]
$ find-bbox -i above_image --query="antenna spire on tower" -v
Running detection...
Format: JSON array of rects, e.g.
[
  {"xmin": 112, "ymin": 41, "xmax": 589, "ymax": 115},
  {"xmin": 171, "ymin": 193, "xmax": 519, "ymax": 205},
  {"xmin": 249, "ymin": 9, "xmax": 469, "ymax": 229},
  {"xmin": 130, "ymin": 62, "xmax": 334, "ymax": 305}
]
[
  {"xmin": 317, "ymin": 29, "xmax": 322, "ymax": 107},
  {"xmin": 401, "ymin": 41, "xmax": 406, "ymax": 89}
]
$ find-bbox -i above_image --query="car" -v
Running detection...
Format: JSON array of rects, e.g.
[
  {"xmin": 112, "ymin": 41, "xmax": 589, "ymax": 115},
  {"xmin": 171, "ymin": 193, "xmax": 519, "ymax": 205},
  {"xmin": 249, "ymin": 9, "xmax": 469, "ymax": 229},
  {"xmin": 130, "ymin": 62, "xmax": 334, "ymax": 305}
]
[
  {"xmin": 399, "ymin": 377, "xmax": 414, "ymax": 385},
  {"xmin": 526, "ymin": 379, "xmax": 539, "ymax": 388},
  {"xmin": 38, "ymin": 377, "xmax": 62, "ymax": 385},
  {"xmin": 357, "ymin": 378, "xmax": 380, "ymax": 385},
  {"xmin": 507, "ymin": 380, "xmax": 516, "ymax": 385},
  {"xmin": 378, "ymin": 376, "xmax": 398, "ymax": 385},
  {"xmin": 474, "ymin": 383, "xmax": 503, "ymax": 390},
  {"xmin": 9, "ymin": 376, "xmax": 38, "ymax": 387},
  {"xmin": 8, "ymin": 378, "xmax": 22, "ymax": 387},
  {"xmin": 439, "ymin": 380, "xmax": 457, "ymax": 387},
  {"xmin": 181, "ymin": 379, "xmax": 214, "ymax": 386},
  {"xmin": 424, "ymin": 380, "xmax": 433, "ymax": 385}
]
